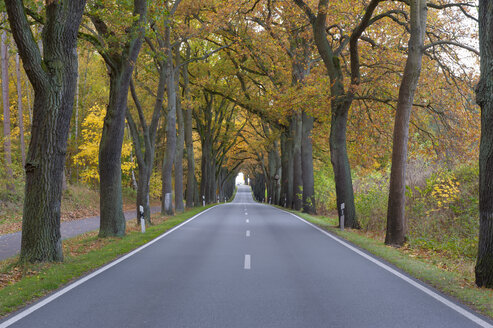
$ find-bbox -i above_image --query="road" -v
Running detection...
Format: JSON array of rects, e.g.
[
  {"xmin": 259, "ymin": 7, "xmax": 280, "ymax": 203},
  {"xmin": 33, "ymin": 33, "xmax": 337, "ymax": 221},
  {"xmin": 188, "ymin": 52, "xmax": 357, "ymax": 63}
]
[
  {"xmin": 1, "ymin": 185, "xmax": 491, "ymax": 328},
  {"xmin": 0, "ymin": 207, "xmax": 161, "ymax": 261}
]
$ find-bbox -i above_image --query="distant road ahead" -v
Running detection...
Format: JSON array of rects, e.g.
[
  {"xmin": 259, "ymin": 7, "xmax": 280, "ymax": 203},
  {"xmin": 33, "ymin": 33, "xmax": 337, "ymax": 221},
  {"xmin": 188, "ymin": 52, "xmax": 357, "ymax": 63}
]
[{"xmin": 1, "ymin": 185, "xmax": 491, "ymax": 327}]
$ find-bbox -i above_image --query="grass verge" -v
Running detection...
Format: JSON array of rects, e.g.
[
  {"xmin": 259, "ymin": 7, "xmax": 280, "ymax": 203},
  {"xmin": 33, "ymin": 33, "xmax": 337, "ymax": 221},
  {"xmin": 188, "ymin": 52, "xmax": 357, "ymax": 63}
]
[
  {"xmin": 279, "ymin": 207, "xmax": 493, "ymax": 320},
  {"xmin": 0, "ymin": 205, "xmax": 214, "ymax": 318}
]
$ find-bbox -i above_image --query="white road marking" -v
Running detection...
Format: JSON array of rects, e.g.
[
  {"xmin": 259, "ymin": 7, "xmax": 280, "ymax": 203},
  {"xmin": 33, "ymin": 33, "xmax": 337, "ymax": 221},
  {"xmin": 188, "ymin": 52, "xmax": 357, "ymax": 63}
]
[
  {"xmin": 246, "ymin": 219, "xmax": 249, "ymax": 223},
  {"xmin": 281, "ymin": 209, "xmax": 493, "ymax": 328},
  {"xmin": 244, "ymin": 254, "xmax": 251, "ymax": 270},
  {"xmin": 245, "ymin": 212, "xmax": 248, "ymax": 215},
  {"xmin": 0, "ymin": 206, "xmax": 218, "ymax": 328},
  {"xmin": 246, "ymin": 230, "xmax": 250, "ymax": 237}
]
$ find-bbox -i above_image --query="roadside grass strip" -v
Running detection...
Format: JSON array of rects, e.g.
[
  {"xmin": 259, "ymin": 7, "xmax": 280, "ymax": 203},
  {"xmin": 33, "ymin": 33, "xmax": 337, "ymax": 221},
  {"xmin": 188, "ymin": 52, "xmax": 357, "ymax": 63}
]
[
  {"xmin": 280, "ymin": 207, "xmax": 493, "ymax": 323},
  {"xmin": 0, "ymin": 205, "xmax": 215, "ymax": 320}
]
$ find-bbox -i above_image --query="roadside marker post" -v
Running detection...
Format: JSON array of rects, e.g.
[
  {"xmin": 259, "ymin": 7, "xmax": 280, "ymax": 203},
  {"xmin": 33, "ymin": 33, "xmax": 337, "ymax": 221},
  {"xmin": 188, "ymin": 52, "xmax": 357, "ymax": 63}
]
[
  {"xmin": 340, "ymin": 203, "xmax": 345, "ymax": 231},
  {"xmin": 202, "ymin": 195, "xmax": 205, "ymax": 207},
  {"xmin": 139, "ymin": 205, "xmax": 146, "ymax": 233}
]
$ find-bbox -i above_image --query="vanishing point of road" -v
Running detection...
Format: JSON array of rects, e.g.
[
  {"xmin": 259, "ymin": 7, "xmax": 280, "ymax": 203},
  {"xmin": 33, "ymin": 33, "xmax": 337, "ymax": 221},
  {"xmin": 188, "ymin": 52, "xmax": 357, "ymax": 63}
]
[{"xmin": 1, "ymin": 185, "xmax": 492, "ymax": 328}]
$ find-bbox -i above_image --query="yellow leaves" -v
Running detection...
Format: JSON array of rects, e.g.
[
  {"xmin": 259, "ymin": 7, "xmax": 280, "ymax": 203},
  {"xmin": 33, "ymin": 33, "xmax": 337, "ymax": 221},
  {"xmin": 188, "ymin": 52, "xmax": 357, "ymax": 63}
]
[
  {"xmin": 429, "ymin": 174, "xmax": 460, "ymax": 212},
  {"xmin": 73, "ymin": 104, "xmax": 135, "ymax": 185}
]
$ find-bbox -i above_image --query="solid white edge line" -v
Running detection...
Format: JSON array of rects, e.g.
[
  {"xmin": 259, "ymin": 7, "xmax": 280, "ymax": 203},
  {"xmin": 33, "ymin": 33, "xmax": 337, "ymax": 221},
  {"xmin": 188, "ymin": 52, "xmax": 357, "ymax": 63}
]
[
  {"xmin": 277, "ymin": 208, "xmax": 492, "ymax": 328},
  {"xmin": 244, "ymin": 254, "xmax": 251, "ymax": 270},
  {"xmin": 0, "ymin": 206, "xmax": 218, "ymax": 328}
]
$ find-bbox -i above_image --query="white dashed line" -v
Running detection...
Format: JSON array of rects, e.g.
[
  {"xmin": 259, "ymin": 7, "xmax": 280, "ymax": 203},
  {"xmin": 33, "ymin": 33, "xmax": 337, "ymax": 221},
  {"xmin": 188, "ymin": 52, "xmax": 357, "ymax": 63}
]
[
  {"xmin": 246, "ymin": 230, "xmax": 250, "ymax": 237},
  {"xmin": 244, "ymin": 254, "xmax": 251, "ymax": 270},
  {"xmin": 246, "ymin": 219, "xmax": 249, "ymax": 223}
]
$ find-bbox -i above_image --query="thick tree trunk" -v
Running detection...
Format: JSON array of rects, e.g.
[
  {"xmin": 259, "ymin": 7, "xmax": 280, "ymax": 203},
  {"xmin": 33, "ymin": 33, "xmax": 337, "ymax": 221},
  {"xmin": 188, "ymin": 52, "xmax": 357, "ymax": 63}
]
[
  {"xmin": 174, "ymin": 94, "xmax": 184, "ymax": 212},
  {"xmin": 183, "ymin": 46, "xmax": 196, "ymax": 207},
  {"xmin": 385, "ymin": 0, "xmax": 427, "ymax": 247},
  {"xmin": 6, "ymin": 0, "xmax": 86, "ymax": 262},
  {"xmin": 301, "ymin": 110, "xmax": 316, "ymax": 214},
  {"xmin": 330, "ymin": 104, "xmax": 357, "ymax": 228},
  {"xmin": 174, "ymin": 48, "xmax": 184, "ymax": 213},
  {"xmin": 99, "ymin": 70, "xmax": 130, "ymax": 237},
  {"xmin": 162, "ymin": 61, "xmax": 177, "ymax": 215},
  {"xmin": 200, "ymin": 136, "xmax": 216, "ymax": 204},
  {"xmin": 15, "ymin": 53, "xmax": 26, "ymax": 167},
  {"xmin": 475, "ymin": 0, "xmax": 493, "ymax": 288},
  {"xmin": 184, "ymin": 88, "xmax": 196, "ymax": 207},
  {"xmin": 292, "ymin": 114, "xmax": 303, "ymax": 210},
  {"xmin": 97, "ymin": 0, "xmax": 147, "ymax": 236},
  {"xmin": 269, "ymin": 140, "xmax": 281, "ymax": 205},
  {"xmin": 1, "ymin": 30, "xmax": 14, "ymax": 191},
  {"xmin": 136, "ymin": 165, "xmax": 151, "ymax": 223},
  {"xmin": 280, "ymin": 129, "xmax": 294, "ymax": 208}
]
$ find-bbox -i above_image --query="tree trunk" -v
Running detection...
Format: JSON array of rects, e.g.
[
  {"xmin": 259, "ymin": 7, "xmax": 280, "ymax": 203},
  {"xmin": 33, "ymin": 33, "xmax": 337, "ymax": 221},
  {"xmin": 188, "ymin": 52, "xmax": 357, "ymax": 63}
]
[
  {"xmin": 385, "ymin": 0, "xmax": 427, "ymax": 247},
  {"xmin": 6, "ymin": 0, "xmax": 86, "ymax": 262},
  {"xmin": 174, "ymin": 46, "xmax": 184, "ymax": 213},
  {"xmin": 162, "ymin": 39, "xmax": 177, "ymax": 215},
  {"xmin": 182, "ymin": 44, "xmax": 196, "ymax": 207},
  {"xmin": 200, "ymin": 135, "xmax": 216, "ymax": 204},
  {"xmin": 475, "ymin": 0, "xmax": 493, "ymax": 288},
  {"xmin": 99, "ymin": 70, "xmax": 130, "ymax": 237},
  {"xmin": 302, "ymin": 110, "xmax": 316, "ymax": 214},
  {"xmin": 280, "ymin": 129, "xmax": 294, "ymax": 208},
  {"xmin": 184, "ymin": 74, "xmax": 196, "ymax": 207},
  {"xmin": 136, "ymin": 165, "xmax": 150, "ymax": 223},
  {"xmin": 329, "ymin": 103, "xmax": 357, "ymax": 227},
  {"xmin": 97, "ymin": 0, "xmax": 147, "ymax": 237},
  {"xmin": 15, "ymin": 53, "xmax": 26, "ymax": 167},
  {"xmin": 292, "ymin": 114, "xmax": 303, "ymax": 210},
  {"xmin": 1, "ymin": 29, "xmax": 14, "ymax": 191}
]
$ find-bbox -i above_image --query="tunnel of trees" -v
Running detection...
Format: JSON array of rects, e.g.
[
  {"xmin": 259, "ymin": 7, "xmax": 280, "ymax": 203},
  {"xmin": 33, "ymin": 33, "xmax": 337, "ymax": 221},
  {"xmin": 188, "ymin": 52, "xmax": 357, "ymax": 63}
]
[{"xmin": 1, "ymin": 0, "xmax": 493, "ymax": 288}]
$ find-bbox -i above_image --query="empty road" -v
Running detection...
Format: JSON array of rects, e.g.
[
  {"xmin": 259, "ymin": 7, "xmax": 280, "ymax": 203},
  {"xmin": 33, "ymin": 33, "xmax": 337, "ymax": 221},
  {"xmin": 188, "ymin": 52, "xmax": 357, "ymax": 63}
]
[{"xmin": 1, "ymin": 185, "xmax": 491, "ymax": 328}]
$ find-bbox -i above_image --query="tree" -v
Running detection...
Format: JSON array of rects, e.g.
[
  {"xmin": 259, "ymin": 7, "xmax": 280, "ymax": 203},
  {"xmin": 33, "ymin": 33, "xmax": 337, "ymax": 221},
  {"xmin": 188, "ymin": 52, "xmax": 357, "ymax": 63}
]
[
  {"xmin": 475, "ymin": 0, "xmax": 493, "ymax": 288},
  {"xmin": 292, "ymin": 0, "xmax": 386, "ymax": 226},
  {"xmin": 83, "ymin": 0, "xmax": 147, "ymax": 237},
  {"xmin": 6, "ymin": 0, "xmax": 86, "ymax": 262},
  {"xmin": 385, "ymin": 0, "xmax": 427, "ymax": 247},
  {"xmin": 15, "ymin": 53, "xmax": 26, "ymax": 166},
  {"xmin": 1, "ymin": 26, "xmax": 13, "ymax": 191},
  {"xmin": 174, "ymin": 45, "xmax": 185, "ymax": 213}
]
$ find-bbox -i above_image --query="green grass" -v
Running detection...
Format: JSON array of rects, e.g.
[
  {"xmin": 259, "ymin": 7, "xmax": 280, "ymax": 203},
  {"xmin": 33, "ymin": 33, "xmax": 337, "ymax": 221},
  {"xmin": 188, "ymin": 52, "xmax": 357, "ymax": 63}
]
[
  {"xmin": 280, "ymin": 208, "xmax": 493, "ymax": 320},
  {"xmin": 0, "ymin": 205, "xmax": 214, "ymax": 318}
]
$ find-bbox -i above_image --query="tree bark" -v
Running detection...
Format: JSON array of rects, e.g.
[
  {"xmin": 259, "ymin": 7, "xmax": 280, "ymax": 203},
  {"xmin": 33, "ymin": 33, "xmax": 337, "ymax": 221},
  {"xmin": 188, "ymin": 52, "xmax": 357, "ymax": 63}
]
[
  {"xmin": 183, "ymin": 45, "xmax": 196, "ymax": 208},
  {"xmin": 174, "ymin": 46, "xmax": 185, "ymax": 213},
  {"xmin": 385, "ymin": 0, "xmax": 427, "ymax": 247},
  {"xmin": 6, "ymin": 0, "xmax": 86, "ymax": 262},
  {"xmin": 293, "ymin": 0, "xmax": 382, "ymax": 228},
  {"xmin": 1, "ymin": 29, "xmax": 14, "ymax": 191},
  {"xmin": 15, "ymin": 53, "xmax": 26, "ymax": 167},
  {"xmin": 127, "ymin": 55, "xmax": 165, "ymax": 224},
  {"xmin": 161, "ymin": 29, "xmax": 177, "ymax": 215},
  {"xmin": 200, "ymin": 133, "xmax": 216, "ymax": 204},
  {"xmin": 475, "ymin": 0, "xmax": 493, "ymax": 288},
  {"xmin": 280, "ymin": 128, "xmax": 294, "ymax": 208},
  {"xmin": 302, "ymin": 110, "xmax": 316, "ymax": 213},
  {"xmin": 292, "ymin": 114, "xmax": 303, "ymax": 210},
  {"xmin": 95, "ymin": 0, "xmax": 147, "ymax": 237}
]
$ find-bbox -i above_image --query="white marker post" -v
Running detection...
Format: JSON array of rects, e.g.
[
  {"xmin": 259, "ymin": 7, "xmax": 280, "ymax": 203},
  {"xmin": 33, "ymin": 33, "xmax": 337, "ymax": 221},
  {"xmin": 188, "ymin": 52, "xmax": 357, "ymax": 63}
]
[
  {"xmin": 340, "ymin": 203, "xmax": 345, "ymax": 231},
  {"xmin": 202, "ymin": 195, "xmax": 205, "ymax": 207},
  {"xmin": 139, "ymin": 205, "xmax": 146, "ymax": 233}
]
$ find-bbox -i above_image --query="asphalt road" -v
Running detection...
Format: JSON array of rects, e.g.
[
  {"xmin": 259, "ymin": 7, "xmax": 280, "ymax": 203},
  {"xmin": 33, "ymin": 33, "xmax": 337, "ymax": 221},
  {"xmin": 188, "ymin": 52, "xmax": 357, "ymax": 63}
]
[{"xmin": 1, "ymin": 185, "xmax": 491, "ymax": 328}]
